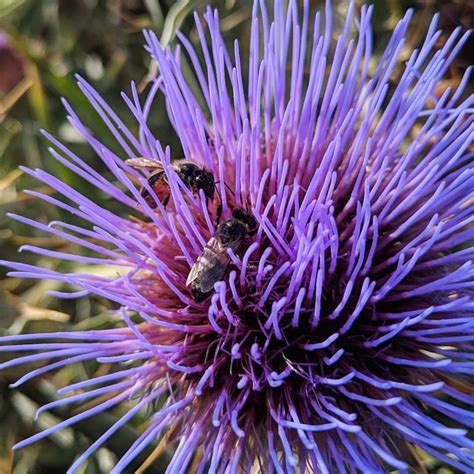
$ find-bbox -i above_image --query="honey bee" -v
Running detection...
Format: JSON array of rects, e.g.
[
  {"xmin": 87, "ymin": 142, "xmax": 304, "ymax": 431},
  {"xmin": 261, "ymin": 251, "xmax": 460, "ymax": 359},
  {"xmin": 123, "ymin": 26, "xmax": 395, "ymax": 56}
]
[
  {"xmin": 125, "ymin": 157, "xmax": 216, "ymax": 208},
  {"xmin": 187, "ymin": 208, "xmax": 258, "ymax": 302}
]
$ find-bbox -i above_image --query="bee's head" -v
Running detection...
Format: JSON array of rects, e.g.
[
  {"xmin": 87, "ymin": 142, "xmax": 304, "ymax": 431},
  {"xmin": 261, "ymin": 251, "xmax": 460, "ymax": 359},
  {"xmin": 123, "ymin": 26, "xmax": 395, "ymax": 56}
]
[
  {"xmin": 232, "ymin": 208, "xmax": 246, "ymax": 221},
  {"xmin": 195, "ymin": 170, "xmax": 215, "ymax": 199},
  {"xmin": 232, "ymin": 208, "xmax": 257, "ymax": 235}
]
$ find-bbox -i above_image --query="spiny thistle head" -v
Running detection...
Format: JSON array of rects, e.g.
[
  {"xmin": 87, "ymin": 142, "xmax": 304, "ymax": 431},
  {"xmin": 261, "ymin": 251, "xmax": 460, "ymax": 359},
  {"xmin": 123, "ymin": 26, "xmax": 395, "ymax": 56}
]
[{"xmin": 1, "ymin": 1, "xmax": 473, "ymax": 472}]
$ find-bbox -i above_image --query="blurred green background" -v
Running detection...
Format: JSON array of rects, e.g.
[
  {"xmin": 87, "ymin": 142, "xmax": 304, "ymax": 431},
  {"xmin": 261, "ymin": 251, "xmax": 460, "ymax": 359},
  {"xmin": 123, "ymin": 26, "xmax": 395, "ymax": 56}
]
[{"xmin": 0, "ymin": 0, "xmax": 472, "ymax": 472}]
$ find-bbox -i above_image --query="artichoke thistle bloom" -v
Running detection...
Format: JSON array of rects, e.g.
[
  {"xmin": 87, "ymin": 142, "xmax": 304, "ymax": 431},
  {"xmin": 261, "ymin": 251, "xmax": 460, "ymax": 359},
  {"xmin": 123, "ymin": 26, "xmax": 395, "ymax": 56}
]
[{"xmin": 1, "ymin": 0, "xmax": 474, "ymax": 472}]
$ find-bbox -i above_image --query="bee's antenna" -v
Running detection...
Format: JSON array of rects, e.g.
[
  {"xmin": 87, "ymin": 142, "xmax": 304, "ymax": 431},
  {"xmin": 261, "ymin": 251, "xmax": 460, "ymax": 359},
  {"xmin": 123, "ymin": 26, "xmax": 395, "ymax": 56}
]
[
  {"xmin": 215, "ymin": 181, "xmax": 235, "ymax": 197},
  {"xmin": 213, "ymin": 187, "xmax": 223, "ymax": 226},
  {"xmin": 214, "ymin": 181, "xmax": 235, "ymax": 223}
]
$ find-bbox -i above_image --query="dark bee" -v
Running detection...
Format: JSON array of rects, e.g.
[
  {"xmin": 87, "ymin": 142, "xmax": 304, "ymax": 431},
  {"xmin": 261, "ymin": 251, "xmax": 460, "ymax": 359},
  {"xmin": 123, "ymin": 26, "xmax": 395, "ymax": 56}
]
[
  {"xmin": 125, "ymin": 157, "xmax": 215, "ymax": 208},
  {"xmin": 187, "ymin": 208, "xmax": 258, "ymax": 302}
]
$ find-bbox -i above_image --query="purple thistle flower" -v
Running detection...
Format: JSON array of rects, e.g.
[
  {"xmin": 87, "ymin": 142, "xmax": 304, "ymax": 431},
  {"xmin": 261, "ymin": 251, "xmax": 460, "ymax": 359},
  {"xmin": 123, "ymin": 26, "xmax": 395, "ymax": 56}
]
[{"xmin": 1, "ymin": 1, "xmax": 474, "ymax": 472}]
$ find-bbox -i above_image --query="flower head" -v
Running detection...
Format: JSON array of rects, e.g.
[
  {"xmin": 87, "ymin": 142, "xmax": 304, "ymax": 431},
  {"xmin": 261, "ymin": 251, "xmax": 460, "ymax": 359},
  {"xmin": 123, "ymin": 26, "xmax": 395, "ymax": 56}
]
[{"xmin": 1, "ymin": 1, "xmax": 473, "ymax": 472}]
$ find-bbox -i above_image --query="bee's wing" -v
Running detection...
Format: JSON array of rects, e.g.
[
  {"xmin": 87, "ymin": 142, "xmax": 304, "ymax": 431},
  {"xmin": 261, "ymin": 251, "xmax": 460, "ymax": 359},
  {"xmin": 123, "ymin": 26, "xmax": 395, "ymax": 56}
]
[
  {"xmin": 125, "ymin": 158, "xmax": 163, "ymax": 170},
  {"xmin": 187, "ymin": 237, "xmax": 237, "ymax": 293},
  {"xmin": 173, "ymin": 158, "xmax": 190, "ymax": 165}
]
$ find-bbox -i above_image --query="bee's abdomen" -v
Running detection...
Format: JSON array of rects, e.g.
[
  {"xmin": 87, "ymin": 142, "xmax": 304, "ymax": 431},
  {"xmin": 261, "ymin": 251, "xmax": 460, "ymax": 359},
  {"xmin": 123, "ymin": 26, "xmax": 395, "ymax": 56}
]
[{"xmin": 141, "ymin": 171, "xmax": 170, "ymax": 207}]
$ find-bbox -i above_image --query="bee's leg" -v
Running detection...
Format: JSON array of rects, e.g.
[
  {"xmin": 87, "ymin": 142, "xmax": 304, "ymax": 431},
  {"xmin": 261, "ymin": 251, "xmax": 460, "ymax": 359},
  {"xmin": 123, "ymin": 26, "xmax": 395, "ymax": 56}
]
[
  {"xmin": 214, "ymin": 203, "xmax": 223, "ymax": 227},
  {"xmin": 224, "ymin": 182, "xmax": 235, "ymax": 197},
  {"xmin": 212, "ymin": 185, "xmax": 223, "ymax": 227}
]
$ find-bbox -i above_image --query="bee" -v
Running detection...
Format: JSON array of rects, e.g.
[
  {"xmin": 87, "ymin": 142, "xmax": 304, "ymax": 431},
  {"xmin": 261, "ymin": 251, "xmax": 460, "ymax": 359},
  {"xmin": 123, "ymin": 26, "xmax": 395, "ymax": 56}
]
[
  {"xmin": 187, "ymin": 208, "xmax": 258, "ymax": 302},
  {"xmin": 125, "ymin": 157, "xmax": 216, "ymax": 208}
]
